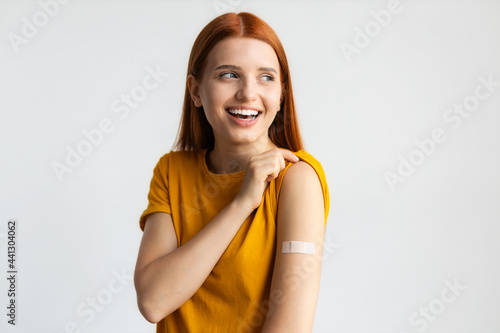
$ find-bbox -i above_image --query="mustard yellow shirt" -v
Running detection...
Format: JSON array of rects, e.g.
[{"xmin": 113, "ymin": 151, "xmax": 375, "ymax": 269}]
[{"xmin": 139, "ymin": 147, "xmax": 330, "ymax": 332}]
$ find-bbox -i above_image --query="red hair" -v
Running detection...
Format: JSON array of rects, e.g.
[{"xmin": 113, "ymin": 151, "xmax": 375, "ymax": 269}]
[{"xmin": 172, "ymin": 12, "xmax": 304, "ymax": 152}]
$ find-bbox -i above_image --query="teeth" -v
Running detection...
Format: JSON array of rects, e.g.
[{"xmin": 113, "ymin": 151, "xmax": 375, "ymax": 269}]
[{"xmin": 227, "ymin": 109, "xmax": 259, "ymax": 116}]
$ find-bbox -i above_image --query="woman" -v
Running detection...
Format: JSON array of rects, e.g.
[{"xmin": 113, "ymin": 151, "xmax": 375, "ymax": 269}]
[{"xmin": 134, "ymin": 11, "xmax": 330, "ymax": 332}]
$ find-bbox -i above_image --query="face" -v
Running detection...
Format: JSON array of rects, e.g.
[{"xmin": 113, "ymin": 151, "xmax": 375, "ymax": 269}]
[{"xmin": 188, "ymin": 37, "xmax": 282, "ymax": 146}]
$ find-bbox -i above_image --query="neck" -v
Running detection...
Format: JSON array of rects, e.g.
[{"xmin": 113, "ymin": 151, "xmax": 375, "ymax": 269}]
[{"xmin": 206, "ymin": 138, "xmax": 279, "ymax": 174}]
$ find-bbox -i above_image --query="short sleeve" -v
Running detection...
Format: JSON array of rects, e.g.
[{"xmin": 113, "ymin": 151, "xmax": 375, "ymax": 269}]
[{"xmin": 139, "ymin": 154, "xmax": 171, "ymax": 231}]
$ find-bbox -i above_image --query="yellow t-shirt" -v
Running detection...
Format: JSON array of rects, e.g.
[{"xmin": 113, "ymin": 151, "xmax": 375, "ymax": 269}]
[{"xmin": 139, "ymin": 147, "xmax": 330, "ymax": 332}]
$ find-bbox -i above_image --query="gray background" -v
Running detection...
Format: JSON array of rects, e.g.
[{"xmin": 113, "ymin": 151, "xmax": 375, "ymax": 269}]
[{"xmin": 1, "ymin": 0, "xmax": 499, "ymax": 332}]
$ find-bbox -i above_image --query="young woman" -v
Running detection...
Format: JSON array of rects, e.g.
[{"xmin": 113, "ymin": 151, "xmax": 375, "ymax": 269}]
[{"xmin": 134, "ymin": 12, "xmax": 330, "ymax": 332}]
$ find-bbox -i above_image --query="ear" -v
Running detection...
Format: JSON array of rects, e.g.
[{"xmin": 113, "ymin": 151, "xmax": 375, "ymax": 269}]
[{"xmin": 187, "ymin": 74, "xmax": 203, "ymax": 107}]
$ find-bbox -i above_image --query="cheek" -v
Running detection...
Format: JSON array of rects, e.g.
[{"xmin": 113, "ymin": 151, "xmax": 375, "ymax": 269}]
[
  {"xmin": 263, "ymin": 87, "xmax": 282, "ymax": 110},
  {"xmin": 202, "ymin": 85, "xmax": 231, "ymax": 109}
]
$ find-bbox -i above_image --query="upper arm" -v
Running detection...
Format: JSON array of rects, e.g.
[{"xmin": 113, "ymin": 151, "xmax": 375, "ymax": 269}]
[
  {"xmin": 262, "ymin": 161, "xmax": 326, "ymax": 332},
  {"xmin": 134, "ymin": 212, "xmax": 178, "ymax": 290}
]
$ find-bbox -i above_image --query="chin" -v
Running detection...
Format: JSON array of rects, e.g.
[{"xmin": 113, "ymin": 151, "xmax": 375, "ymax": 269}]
[{"xmin": 227, "ymin": 133, "xmax": 261, "ymax": 145}]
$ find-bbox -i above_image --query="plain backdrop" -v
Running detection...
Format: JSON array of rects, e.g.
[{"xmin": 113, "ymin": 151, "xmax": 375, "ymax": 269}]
[{"xmin": 1, "ymin": 0, "xmax": 499, "ymax": 332}]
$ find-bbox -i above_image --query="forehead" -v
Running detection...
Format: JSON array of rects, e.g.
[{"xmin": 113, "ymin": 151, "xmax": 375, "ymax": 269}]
[{"xmin": 205, "ymin": 37, "xmax": 279, "ymax": 70}]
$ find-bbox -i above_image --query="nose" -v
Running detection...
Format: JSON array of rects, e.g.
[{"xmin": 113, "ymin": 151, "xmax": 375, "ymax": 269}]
[{"xmin": 235, "ymin": 78, "xmax": 257, "ymax": 101}]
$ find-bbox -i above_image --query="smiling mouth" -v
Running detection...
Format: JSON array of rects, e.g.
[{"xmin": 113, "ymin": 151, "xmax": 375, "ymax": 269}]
[{"xmin": 226, "ymin": 108, "xmax": 261, "ymax": 120}]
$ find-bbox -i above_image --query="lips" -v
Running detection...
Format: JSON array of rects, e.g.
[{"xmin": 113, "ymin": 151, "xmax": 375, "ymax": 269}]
[
  {"xmin": 225, "ymin": 107, "xmax": 262, "ymax": 126},
  {"xmin": 226, "ymin": 108, "xmax": 261, "ymax": 120},
  {"xmin": 225, "ymin": 106, "xmax": 262, "ymax": 113}
]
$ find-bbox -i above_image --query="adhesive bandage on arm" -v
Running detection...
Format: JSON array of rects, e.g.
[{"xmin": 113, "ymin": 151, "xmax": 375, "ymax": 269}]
[{"xmin": 281, "ymin": 241, "xmax": 315, "ymax": 254}]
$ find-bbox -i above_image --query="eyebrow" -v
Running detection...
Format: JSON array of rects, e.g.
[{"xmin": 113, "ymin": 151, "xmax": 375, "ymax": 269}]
[{"xmin": 214, "ymin": 64, "xmax": 278, "ymax": 74}]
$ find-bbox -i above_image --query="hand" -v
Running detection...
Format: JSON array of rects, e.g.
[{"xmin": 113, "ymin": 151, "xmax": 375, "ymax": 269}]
[{"xmin": 234, "ymin": 148, "xmax": 299, "ymax": 212}]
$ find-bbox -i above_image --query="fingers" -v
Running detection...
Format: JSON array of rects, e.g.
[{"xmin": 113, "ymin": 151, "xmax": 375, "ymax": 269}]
[
  {"xmin": 251, "ymin": 148, "xmax": 299, "ymax": 164},
  {"xmin": 264, "ymin": 148, "xmax": 299, "ymax": 182},
  {"xmin": 248, "ymin": 148, "xmax": 299, "ymax": 182},
  {"xmin": 276, "ymin": 148, "xmax": 300, "ymax": 163},
  {"xmin": 279, "ymin": 154, "xmax": 285, "ymax": 171},
  {"xmin": 236, "ymin": 148, "xmax": 299, "ymax": 211}
]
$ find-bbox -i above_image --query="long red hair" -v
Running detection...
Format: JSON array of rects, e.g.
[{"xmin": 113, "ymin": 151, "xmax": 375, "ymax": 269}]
[{"xmin": 172, "ymin": 12, "xmax": 304, "ymax": 152}]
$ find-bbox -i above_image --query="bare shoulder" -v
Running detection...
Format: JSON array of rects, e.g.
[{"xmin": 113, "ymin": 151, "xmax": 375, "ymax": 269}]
[
  {"xmin": 282, "ymin": 160, "xmax": 320, "ymax": 187},
  {"xmin": 278, "ymin": 160, "xmax": 325, "ymax": 227},
  {"xmin": 280, "ymin": 160, "xmax": 323, "ymax": 209}
]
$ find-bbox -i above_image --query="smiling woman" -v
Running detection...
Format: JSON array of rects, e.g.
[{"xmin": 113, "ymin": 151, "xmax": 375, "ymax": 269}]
[
  {"xmin": 187, "ymin": 36, "xmax": 283, "ymax": 156},
  {"xmin": 133, "ymin": 12, "xmax": 330, "ymax": 332}
]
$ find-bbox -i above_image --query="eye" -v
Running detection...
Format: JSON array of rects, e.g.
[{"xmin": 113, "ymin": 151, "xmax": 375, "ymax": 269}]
[
  {"xmin": 260, "ymin": 74, "xmax": 275, "ymax": 82},
  {"xmin": 220, "ymin": 72, "xmax": 237, "ymax": 79}
]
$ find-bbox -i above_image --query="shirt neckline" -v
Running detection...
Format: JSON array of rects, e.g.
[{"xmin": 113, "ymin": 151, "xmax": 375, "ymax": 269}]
[{"xmin": 200, "ymin": 148, "xmax": 246, "ymax": 182}]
